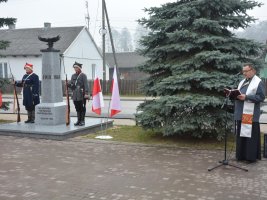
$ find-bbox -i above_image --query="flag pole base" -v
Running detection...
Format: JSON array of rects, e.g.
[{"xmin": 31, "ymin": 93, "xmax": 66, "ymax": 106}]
[{"xmin": 95, "ymin": 135, "xmax": 113, "ymax": 139}]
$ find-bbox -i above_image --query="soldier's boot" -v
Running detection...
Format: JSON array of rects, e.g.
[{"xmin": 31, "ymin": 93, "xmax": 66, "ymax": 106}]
[
  {"xmin": 74, "ymin": 112, "xmax": 81, "ymax": 126},
  {"xmin": 30, "ymin": 111, "xmax": 35, "ymax": 123},
  {"xmin": 25, "ymin": 111, "xmax": 31, "ymax": 123},
  {"xmin": 79, "ymin": 111, "xmax": 85, "ymax": 126}
]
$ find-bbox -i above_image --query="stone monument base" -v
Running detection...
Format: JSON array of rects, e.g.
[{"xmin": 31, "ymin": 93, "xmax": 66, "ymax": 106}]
[
  {"xmin": 35, "ymin": 102, "xmax": 66, "ymax": 125},
  {"xmin": 0, "ymin": 117, "xmax": 113, "ymax": 140}
]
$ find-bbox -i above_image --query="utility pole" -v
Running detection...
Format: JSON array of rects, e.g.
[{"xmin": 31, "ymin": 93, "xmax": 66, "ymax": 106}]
[
  {"xmin": 85, "ymin": 1, "xmax": 90, "ymax": 30},
  {"xmin": 104, "ymin": 0, "xmax": 119, "ymax": 77},
  {"xmin": 102, "ymin": 0, "xmax": 106, "ymax": 93}
]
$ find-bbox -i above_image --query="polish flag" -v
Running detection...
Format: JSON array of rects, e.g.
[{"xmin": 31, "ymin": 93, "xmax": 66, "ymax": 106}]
[
  {"xmin": 92, "ymin": 76, "xmax": 104, "ymax": 115},
  {"xmin": 0, "ymin": 91, "xmax": 2, "ymax": 108},
  {"xmin": 110, "ymin": 67, "xmax": 121, "ymax": 117}
]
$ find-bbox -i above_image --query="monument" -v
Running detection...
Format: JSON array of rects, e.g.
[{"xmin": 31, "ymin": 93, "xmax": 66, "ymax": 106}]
[
  {"xmin": 0, "ymin": 35, "xmax": 113, "ymax": 140},
  {"xmin": 35, "ymin": 35, "xmax": 66, "ymax": 125}
]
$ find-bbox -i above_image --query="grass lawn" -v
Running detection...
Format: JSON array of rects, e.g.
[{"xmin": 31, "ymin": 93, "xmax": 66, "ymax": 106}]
[
  {"xmin": 82, "ymin": 125, "xmax": 240, "ymax": 150},
  {"xmin": 1, "ymin": 119, "xmax": 264, "ymax": 151},
  {"xmin": 0, "ymin": 119, "xmax": 13, "ymax": 124}
]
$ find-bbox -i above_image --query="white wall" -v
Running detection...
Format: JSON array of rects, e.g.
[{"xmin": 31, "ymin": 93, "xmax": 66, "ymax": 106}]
[
  {"xmin": 0, "ymin": 56, "xmax": 42, "ymax": 81},
  {"xmin": 63, "ymin": 28, "xmax": 109, "ymax": 80}
]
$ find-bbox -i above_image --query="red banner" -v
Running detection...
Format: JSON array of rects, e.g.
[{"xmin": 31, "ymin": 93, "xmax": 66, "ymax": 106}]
[{"xmin": 0, "ymin": 91, "xmax": 2, "ymax": 108}]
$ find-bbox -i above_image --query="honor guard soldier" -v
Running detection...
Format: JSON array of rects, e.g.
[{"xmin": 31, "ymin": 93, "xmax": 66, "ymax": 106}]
[
  {"xmin": 15, "ymin": 63, "xmax": 40, "ymax": 123},
  {"xmin": 69, "ymin": 62, "xmax": 89, "ymax": 126}
]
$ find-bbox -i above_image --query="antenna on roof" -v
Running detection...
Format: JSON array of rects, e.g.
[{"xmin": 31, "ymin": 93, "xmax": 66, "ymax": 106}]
[{"xmin": 85, "ymin": 1, "xmax": 90, "ymax": 31}]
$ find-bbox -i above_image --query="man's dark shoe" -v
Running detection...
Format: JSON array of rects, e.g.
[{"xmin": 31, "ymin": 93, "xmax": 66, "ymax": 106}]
[
  {"xmin": 247, "ymin": 160, "xmax": 256, "ymax": 164},
  {"xmin": 74, "ymin": 121, "xmax": 80, "ymax": 126},
  {"xmin": 79, "ymin": 121, "xmax": 85, "ymax": 126},
  {"xmin": 24, "ymin": 119, "xmax": 31, "ymax": 123}
]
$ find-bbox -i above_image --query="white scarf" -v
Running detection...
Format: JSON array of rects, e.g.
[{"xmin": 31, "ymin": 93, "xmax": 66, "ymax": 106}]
[
  {"xmin": 21, "ymin": 72, "xmax": 34, "ymax": 96},
  {"xmin": 237, "ymin": 75, "xmax": 261, "ymax": 137},
  {"xmin": 75, "ymin": 72, "xmax": 82, "ymax": 86}
]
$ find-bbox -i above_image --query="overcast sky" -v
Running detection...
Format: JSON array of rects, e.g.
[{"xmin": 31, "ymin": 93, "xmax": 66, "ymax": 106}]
[{"xmin": 0, "ymin": 0, "xmax": 267, "ymax": 45}]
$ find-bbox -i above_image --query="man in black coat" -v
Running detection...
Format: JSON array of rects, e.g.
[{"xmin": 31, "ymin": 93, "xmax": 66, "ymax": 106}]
[
  {"xmin": 15, "ymin": 63, "xmax": 40, "ymax": 123},
  {"xmin": 235, "ymin": 63, "xmax": 265, "ymax": 162}
]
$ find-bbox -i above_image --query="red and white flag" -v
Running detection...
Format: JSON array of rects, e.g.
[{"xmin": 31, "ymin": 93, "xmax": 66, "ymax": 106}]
[
  {"xmin": 92, "ymin": 76, "xmax": 104, "ymax": 115},
  {"xmin": 0, "ymin": 91, "xmax": 2, "ymax": 108},
  {"xmin": 110, "ymin": 67, "xmax": 121, "ymax": 117}
]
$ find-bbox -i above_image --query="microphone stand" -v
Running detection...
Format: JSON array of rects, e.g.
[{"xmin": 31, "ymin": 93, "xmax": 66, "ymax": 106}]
[{"xmin": 208, "ymin": 73, "xmax": 248, "ymax": 172}]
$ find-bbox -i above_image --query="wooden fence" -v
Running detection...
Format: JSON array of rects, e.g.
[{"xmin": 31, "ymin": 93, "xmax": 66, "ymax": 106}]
[
  {"xmin": 1, "ymin": 80, "xmax": 144, "ymax": 96},
  {"xmin": 3, "ymin": 79, "xmax": 267, "ymax": 96},
  {"xmin": 88, "ymin": 80, "xmax": 143, "ymax": 95}
]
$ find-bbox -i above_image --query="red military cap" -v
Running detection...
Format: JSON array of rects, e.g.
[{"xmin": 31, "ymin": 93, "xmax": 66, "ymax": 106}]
[{"xmin": 24, "ymin": 62, "xmax": 33, "ymax": 70}]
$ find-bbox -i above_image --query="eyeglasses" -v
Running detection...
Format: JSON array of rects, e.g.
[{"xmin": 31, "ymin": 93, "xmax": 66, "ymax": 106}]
[{"xmin": 242, "ymin": 69, "xmax": 252, "ymax": 73}]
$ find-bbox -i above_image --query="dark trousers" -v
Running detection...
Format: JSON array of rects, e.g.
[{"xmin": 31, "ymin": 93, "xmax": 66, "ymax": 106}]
[
  {"xmin": 26, "ymin": 106, "xmax": 35, "ymax": 112},
  {"xmin": 73, "ymin": 100, "xmax": 87, "ymax": 124},
  {"xmin": 25, "ymin": 106, "xmax": 35, "ymax": 122},
  {"xmin": 236, "ymin": 120, "xmax": 261, "ymax": 162},
  {"xmin": 73, "ymin": 100, "xmax": 86, "ymax": 113}
]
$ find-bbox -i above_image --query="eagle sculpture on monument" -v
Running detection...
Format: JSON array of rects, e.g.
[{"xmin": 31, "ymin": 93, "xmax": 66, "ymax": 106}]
[{"xmin": 38, "ymin": 35, "xmax": 60, "ymax": 50}]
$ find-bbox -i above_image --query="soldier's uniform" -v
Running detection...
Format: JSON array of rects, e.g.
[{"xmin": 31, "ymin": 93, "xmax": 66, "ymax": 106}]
[
  {"xmin": 69, "ymin": 62, "xmax": 89, "ymax": 126},
  {"xmin": 15, "ymin": 63, "xmax": 40, "ymax": 123}
]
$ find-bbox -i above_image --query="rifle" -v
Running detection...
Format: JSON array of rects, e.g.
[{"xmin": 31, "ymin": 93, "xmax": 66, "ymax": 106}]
[
  {"xmin": 8, "ymin": 64, "xmax": 21, "ymax": 122},
  {"xmin": 65, "ymin": 74, "xmax": 70, "ymax": 125}
]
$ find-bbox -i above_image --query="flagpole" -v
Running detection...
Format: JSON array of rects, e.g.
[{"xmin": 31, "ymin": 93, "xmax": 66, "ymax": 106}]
[
  {"xmin": 101, "ymin": 0, "xmax": 109, "ymax": 136},
  {"xmin": 104, "ymin": 0, "xmax": 118, "ymax": 132},
  {"xmin": 94, "ymin": 0, "xmax": 112, "ymax": 139},
  {"xmin": 102, "ymin": 0, "xmax": 106, "ymax": 94},
  {"xmin": 104, "ymin": 0, "xmax": 121, "ymax": 131},
  {"xmin": 95, "ymin": 0, "xmax": 121, "ymax": 140}
]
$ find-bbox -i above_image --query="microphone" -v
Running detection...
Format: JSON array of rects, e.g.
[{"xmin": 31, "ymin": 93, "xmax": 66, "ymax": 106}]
[{"xmin": 235, "ymin": 72, "xmax": 242, "ymax": 76}]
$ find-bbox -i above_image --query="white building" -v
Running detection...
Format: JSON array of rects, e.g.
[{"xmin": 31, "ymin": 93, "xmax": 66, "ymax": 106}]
[{"xmin": 0, "ymin": 23, "xmax": 108, "ymax": 81}]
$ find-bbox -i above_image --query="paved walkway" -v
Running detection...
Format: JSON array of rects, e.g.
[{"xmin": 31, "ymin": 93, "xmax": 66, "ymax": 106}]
[
  {"xmin": 1, "ymin": 105, "xmax": 267, "ymax": 199},
  {"xmin": 0, "ymin": 135, "xmax": 267, "ymax": 200}
]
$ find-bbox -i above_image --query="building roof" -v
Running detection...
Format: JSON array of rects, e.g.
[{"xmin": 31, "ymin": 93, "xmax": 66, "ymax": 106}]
[
  {"xmin": 106, "ymin": 52, "xmax": 147, "ymax": 68},
  {"xmin": 0, "ymin": 26, "xmax": 85, "ymax": 56}
]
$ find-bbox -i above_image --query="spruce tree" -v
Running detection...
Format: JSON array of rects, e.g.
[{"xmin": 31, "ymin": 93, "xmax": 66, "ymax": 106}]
[
  {"xmin": 136, "ymin": 0, "xmax": 264, "ymax": 139},
  {"xmin": 0, "ymin": 0, "xmax": 16, "ymax": 110}
]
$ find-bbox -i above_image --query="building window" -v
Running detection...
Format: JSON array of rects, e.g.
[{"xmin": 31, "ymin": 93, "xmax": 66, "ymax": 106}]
[{"xmin": 0, "ymin": 62, "xmax": 8, "ymax": 78}]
